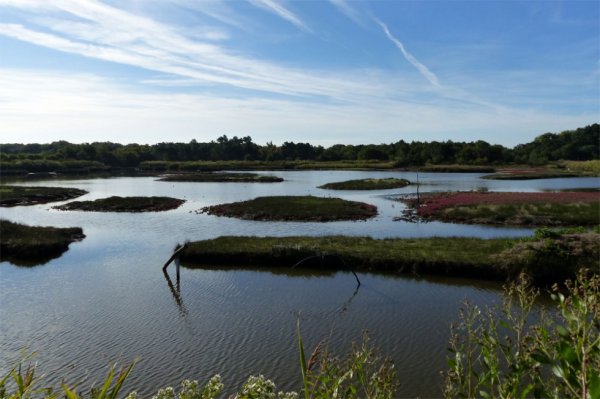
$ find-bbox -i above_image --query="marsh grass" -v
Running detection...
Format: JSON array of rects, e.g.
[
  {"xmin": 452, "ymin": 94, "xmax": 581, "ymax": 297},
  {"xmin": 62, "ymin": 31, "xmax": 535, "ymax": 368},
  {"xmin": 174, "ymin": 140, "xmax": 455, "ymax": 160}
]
[
  {"xmin": 0, "ymin": 220, "xmax": 85, "ymax": 265},
  {"xmin": 55, "ymin": 196, "xmax": 185, "ymax": 213},
  {"xmin": 180, "ymin": 233, "xmax": 599, "ymax": 284},
  {"xmin": 318, "ymin": 178, "xmax": 409, "ymax": 191},
  {"xmin": 0, "ymin": 186, "xmax": 87, "ymax": 207},
  {"xmin": 562, "ymin": 160, "xmax": 600, "ymax": 176},
  {"xmin": 419, "ymin": 165, "xmax": 496, "ymax": 173},
  {"xmin": 200, "ymin": 196, "xmax": 377, "ymax": 222},
  {"xmin": 440, "ymin": 202, "xmax": 600, "ymax": 226},
  {"xmin": 157, "ymin": 172, "xmax": 283, "ymax": 183}
]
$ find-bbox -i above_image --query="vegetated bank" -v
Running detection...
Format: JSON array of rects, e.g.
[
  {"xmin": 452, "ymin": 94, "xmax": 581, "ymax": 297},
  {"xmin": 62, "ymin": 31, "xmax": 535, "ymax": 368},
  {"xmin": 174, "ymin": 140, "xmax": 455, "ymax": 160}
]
[
  {"xmin": 55, "ymin": 196, "xmax": 185, "ymax": 212},
  {"xmin": 200, "ymin": 196, "xmax": 377, "ymax": 221},
  {"xmin": 0, "ymin": 220, "xmax": 85, "ymax": 266},
  {"xmin": 481, "ymin": 167, "xmax": 579, "ymax": 180},
  {"xmin": 418, "ymin": 164, "xmax": 496, "ymax": 173},
  {"xmin": 318, "ymin": 178, "xmax": 410, "ymax": 190},
  {"xmin": 480, "ymin": 161, "xmax": 600, "ymax": 179},
  {"xmin": 157, "ymin": 172, "xmax": 283, "ymax": 183},
  {"xmin": 179, "ymin": 231, "xmax": 599, "ymax": 284},
  {"xmin": 0, "ymin": 185, "xmax": 87, "ymax": 207},
  {"xmin": 400, "ymin": 191, "xmax": 600, "ymax": 226}
]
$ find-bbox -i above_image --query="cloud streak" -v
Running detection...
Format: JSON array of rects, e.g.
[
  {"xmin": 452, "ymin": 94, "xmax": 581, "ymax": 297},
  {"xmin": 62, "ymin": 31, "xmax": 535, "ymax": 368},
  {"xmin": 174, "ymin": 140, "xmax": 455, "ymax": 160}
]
[
  {"xmin": 248, "ymin": 0, "xmax": 311, "ymax": 32},
  {"xmin": 375, "ymin": 18, "xmax": 440, "ymax": 87}
]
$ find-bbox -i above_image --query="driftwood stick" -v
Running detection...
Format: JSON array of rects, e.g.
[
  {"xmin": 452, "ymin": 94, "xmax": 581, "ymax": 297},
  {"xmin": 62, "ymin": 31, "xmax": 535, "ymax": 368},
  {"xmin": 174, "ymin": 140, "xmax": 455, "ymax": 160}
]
[{"xmin": 163, "ymin": 244, "xmax": 187, "ymax": 271}]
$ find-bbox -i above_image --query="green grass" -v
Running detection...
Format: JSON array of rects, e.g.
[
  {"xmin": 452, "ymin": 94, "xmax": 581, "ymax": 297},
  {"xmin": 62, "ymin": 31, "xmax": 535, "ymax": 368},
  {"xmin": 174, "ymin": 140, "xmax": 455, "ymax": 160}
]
[
  {"xmin": 481, "ymin": 172, "xmax": 579, "ymax": 180},
  {"xmin": 440, "ymin": 202, "xmax": 600, "ymax": 226},
  {"xmin": 200, "ymin": 196, "xmax": 377, "ymax": 221},
  {"xmin": 0, "ymin": 185, "xmax": 87, "ymax": 207},
  {"xmin": 179, "ymin": 233, "xmax": 599, "ymax": 284},
  {"xmin": 318, "ymin": 177, "xmax": 410, "ymax": 190},
  {"xmin": 0, "ymin": 220, "xmax": 85, "ymax": 266},
  {"xmin": 418, "ymin": 164, "xmax": 496, "ymax": 173},
  {"xmin": 55, "ymin": 196, "xmax": 185, "ymax": 212},
  {"xmin": 562, "ymin": 160, "xmax": 600, "ymax": 176},
  {"xmin": 157, "ymin": 172, "xmax": 283, "ymax": 183}
]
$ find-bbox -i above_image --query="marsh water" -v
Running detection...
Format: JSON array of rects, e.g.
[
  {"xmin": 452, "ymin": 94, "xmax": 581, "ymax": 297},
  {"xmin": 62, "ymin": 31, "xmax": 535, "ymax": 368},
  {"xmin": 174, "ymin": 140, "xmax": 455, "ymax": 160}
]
[{"xmin": 1, "ymin": 171, "xmax": 598, "ymax": 397}]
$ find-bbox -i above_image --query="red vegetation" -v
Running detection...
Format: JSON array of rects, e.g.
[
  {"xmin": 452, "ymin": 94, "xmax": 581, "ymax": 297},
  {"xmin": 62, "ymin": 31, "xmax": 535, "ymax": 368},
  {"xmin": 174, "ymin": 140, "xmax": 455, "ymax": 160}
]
[{"xmin": 406, "ymin": 191, "xmax": 600, "ymax": 217}]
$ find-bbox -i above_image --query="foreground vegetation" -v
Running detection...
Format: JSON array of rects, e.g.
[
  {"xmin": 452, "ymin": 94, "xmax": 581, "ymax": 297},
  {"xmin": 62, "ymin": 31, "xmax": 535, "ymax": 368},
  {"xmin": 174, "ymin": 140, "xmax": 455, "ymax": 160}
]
[
  {"xmin": 445, "ymin": 270, "xmax": 600, "ymax": 399},
  {"xmin": 158, "ymin": 172, "xmax": 283, "ymax": 183},
  {"xmin": 0, "ymin": 185, "xmax": 87, "ymax": 207},
  {"xmin": 1, "ymin": 125, "xmax": 597, "ymax": 174},
  {"xmin": 0, "ymin": 220, "xmax": 84, "ymax": 265},
  {"xmin": 55, "ymin": 196, "xmax": 185, "ymax": 213},
  {"xmin": 180, "ymin": 231, "xmax": 599, "ymax": 284},
  {"xmin": 318, "ymin": 178, "xmax": 410, "ymax": 190},
  {"xmin": 401, "ymin": 191, "xmax": 600, "ymax": 226},
  {"xmin": 200, "ymin": 196, "xmax": 377, "ymax": 222},
  {"xmin": 2, "ymin": 271, "xmax": 597, "ymax": 398}
]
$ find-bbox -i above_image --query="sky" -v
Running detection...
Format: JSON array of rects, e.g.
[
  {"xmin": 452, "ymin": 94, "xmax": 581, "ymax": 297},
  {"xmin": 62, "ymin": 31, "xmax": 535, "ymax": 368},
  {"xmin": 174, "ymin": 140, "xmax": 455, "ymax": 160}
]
[{"xmin": 0, "ymin": 0, "xmax": 598, "ymax": 146}]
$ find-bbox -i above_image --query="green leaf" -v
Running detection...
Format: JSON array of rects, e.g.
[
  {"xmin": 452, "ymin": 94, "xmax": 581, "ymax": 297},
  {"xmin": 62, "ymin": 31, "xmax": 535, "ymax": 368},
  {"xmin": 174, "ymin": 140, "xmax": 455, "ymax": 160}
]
[
  {"xmin": 589, "ymin": 371, "xmax": 600, "ymax": 399},
  {"xmin": 551, "ymin": 365, "xmax": 565, "ymax": 379},
  {"xmin": 62, "ymin": 383, "xmax": 81, "ymax": 399},
  {"xmin": 555, "ymin": 325, "xmax": 569, "ymax": 338},
  {"xmin": 530, "ymin": 351, "xmax": 551, "ymax": 364},
  {"xmin": 97, "ymin": 363, "xmax": 115, "ymax": 399},
  {"xmin": 297, "ymin": 320, "xmax": 310, "ymax": 399}
]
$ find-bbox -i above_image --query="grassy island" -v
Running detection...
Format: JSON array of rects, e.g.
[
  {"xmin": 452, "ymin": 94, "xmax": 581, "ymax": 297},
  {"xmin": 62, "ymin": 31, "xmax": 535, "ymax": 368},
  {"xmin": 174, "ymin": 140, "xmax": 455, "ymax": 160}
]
[
  {"xmin": 200, "ymin": 195, "xmax": 377, "ymax": 221},
  {"xmin": 179, "ymin": 232, "xmax": 599, "ymax": 284},
  {"xmin": 55, "ymin": 196, "xmax": 185, "ymax": 212},
  {"xmin": 0, "ymin": 220, "xmax": 85, "ymax": 265},
  {"xmin": 0, "ymin": 185, "xmax": 87, "ymax": 207},
  {"xmin": 481, "ymin": 167, "xmax": 579, "ymax": 180},
  {"xmin": 318, "ymin": 177, "xmax": 410, "ymax": 190},
  {"xmin": 418, "ymin": 165, "xmax": 496, "ymax": 173},
  {"xmin": 158, "ymin": 172, "xmax": 283, "ymax": 183},
  {"xmin": 401, "ymin": 191, "xmax": 600, "ymax": 226}
]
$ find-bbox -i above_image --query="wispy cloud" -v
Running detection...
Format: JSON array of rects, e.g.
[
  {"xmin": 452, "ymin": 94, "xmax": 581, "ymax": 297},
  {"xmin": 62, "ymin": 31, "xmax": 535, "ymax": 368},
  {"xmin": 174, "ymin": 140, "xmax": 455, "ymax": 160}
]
[
  {"xmin": 247, "ymin": 0, "xmax": 311, "ymax": 32},
  {"xmin": 2, "ymin": 68, "xmax": 594, "ymax": 146},
  {"xmin": 327, "ymin": 0, "xmax": 366, "ymax": 26},
  {"xmin": 0, "ymin": 1, "xmax": 379, "ymax": 99},
  {"xmin": 375, "ymin": 18, "xmax": 440, "ymax": 87}
]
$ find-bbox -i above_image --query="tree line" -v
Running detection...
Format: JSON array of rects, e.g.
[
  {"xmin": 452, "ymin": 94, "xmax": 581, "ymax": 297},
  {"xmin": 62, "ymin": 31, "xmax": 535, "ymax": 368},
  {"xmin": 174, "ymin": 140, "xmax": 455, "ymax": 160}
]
[{"xmin": 1, "ymin": 124, "xmax": 597, "ymax": 170}]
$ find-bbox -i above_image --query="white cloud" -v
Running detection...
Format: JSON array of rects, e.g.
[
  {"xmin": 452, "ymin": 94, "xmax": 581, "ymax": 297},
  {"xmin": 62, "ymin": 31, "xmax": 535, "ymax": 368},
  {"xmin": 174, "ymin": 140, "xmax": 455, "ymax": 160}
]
[
  {"xmin": 247, "ymin": 0, "xmax": 311, "ymax": 32},
  {"xmin": 328, "ymin": 0, "xmax": 366, "ymax": 26},
  {"xmin": 0, "ymin": 69, "xmax": 594, "ymax": 146},
  {"xmin": 375, "ymin": 18, "xmax": 440, "ymax": 87}
]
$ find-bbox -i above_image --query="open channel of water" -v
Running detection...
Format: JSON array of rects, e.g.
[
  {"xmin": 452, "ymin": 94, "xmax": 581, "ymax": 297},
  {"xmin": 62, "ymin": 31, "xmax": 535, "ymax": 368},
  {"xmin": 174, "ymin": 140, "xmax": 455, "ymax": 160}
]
[{"xmin": 1, "ymin": 171, "xmax": 598, "ymax": 397}]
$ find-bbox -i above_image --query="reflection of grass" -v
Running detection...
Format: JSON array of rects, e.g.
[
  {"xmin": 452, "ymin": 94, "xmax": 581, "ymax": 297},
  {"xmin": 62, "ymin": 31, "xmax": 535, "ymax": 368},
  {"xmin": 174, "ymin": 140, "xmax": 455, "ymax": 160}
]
[
  {"xmin": 0, "ymin": 220, "xmax": 85, "ymax": 266},
  {"xmin": 419, "ymin": 164, "xmax": 495, "ymax": 173},
  {"xmin": 201, "ymin": 195, "xmax": 377, "ymax": 221},
  {"xmin": 180, "ymin": 233, "xmax": 598, "ymax": 284},
  {"xmin": 0, "ymin": 185, "xmax": 87, "ymax": 207},
  {"xmin": 319, "ymin": 178, "xmax": 410, "ymax": 190},
  {"xmin": 55, "ymin": 196, "xmax": 185, "ymax": 212},
  {"xmin": 158, "ymin": 172, "xmax": 283, "ymax": 182},
  {"xmin": 482, "ymin": 172, "xmax": 578, "ymax": 180}
]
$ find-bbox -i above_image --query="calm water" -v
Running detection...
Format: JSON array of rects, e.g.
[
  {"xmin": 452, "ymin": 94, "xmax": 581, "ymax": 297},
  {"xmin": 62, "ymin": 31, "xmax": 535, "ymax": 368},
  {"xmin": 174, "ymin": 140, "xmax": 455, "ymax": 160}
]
[{"xmin": 1, "ymin": 171, "xmax": 598, "ymax": 397}]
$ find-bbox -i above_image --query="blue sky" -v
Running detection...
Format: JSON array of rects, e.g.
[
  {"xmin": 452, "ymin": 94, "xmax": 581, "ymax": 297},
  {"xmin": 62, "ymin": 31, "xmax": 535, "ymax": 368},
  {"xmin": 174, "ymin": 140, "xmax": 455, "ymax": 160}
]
[{"xmin": 0, "ymin": 0, "xmax": 598, "ymax": 146}]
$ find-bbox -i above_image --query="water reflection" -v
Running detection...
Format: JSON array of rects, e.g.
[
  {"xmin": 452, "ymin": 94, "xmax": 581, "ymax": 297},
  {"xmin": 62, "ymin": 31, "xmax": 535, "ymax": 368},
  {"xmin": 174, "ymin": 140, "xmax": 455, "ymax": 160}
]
[{"xmin": 162, "ymin": 258, "xmax": 188, "ymax": 317}]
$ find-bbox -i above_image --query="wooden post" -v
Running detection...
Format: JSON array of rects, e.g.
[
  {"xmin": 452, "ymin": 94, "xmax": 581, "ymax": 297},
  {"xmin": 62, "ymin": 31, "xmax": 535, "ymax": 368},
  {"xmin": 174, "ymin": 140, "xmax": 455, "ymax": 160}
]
[{"xmin": 163, "ymin": 244, "xmax": 187, "ymax": 271}]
